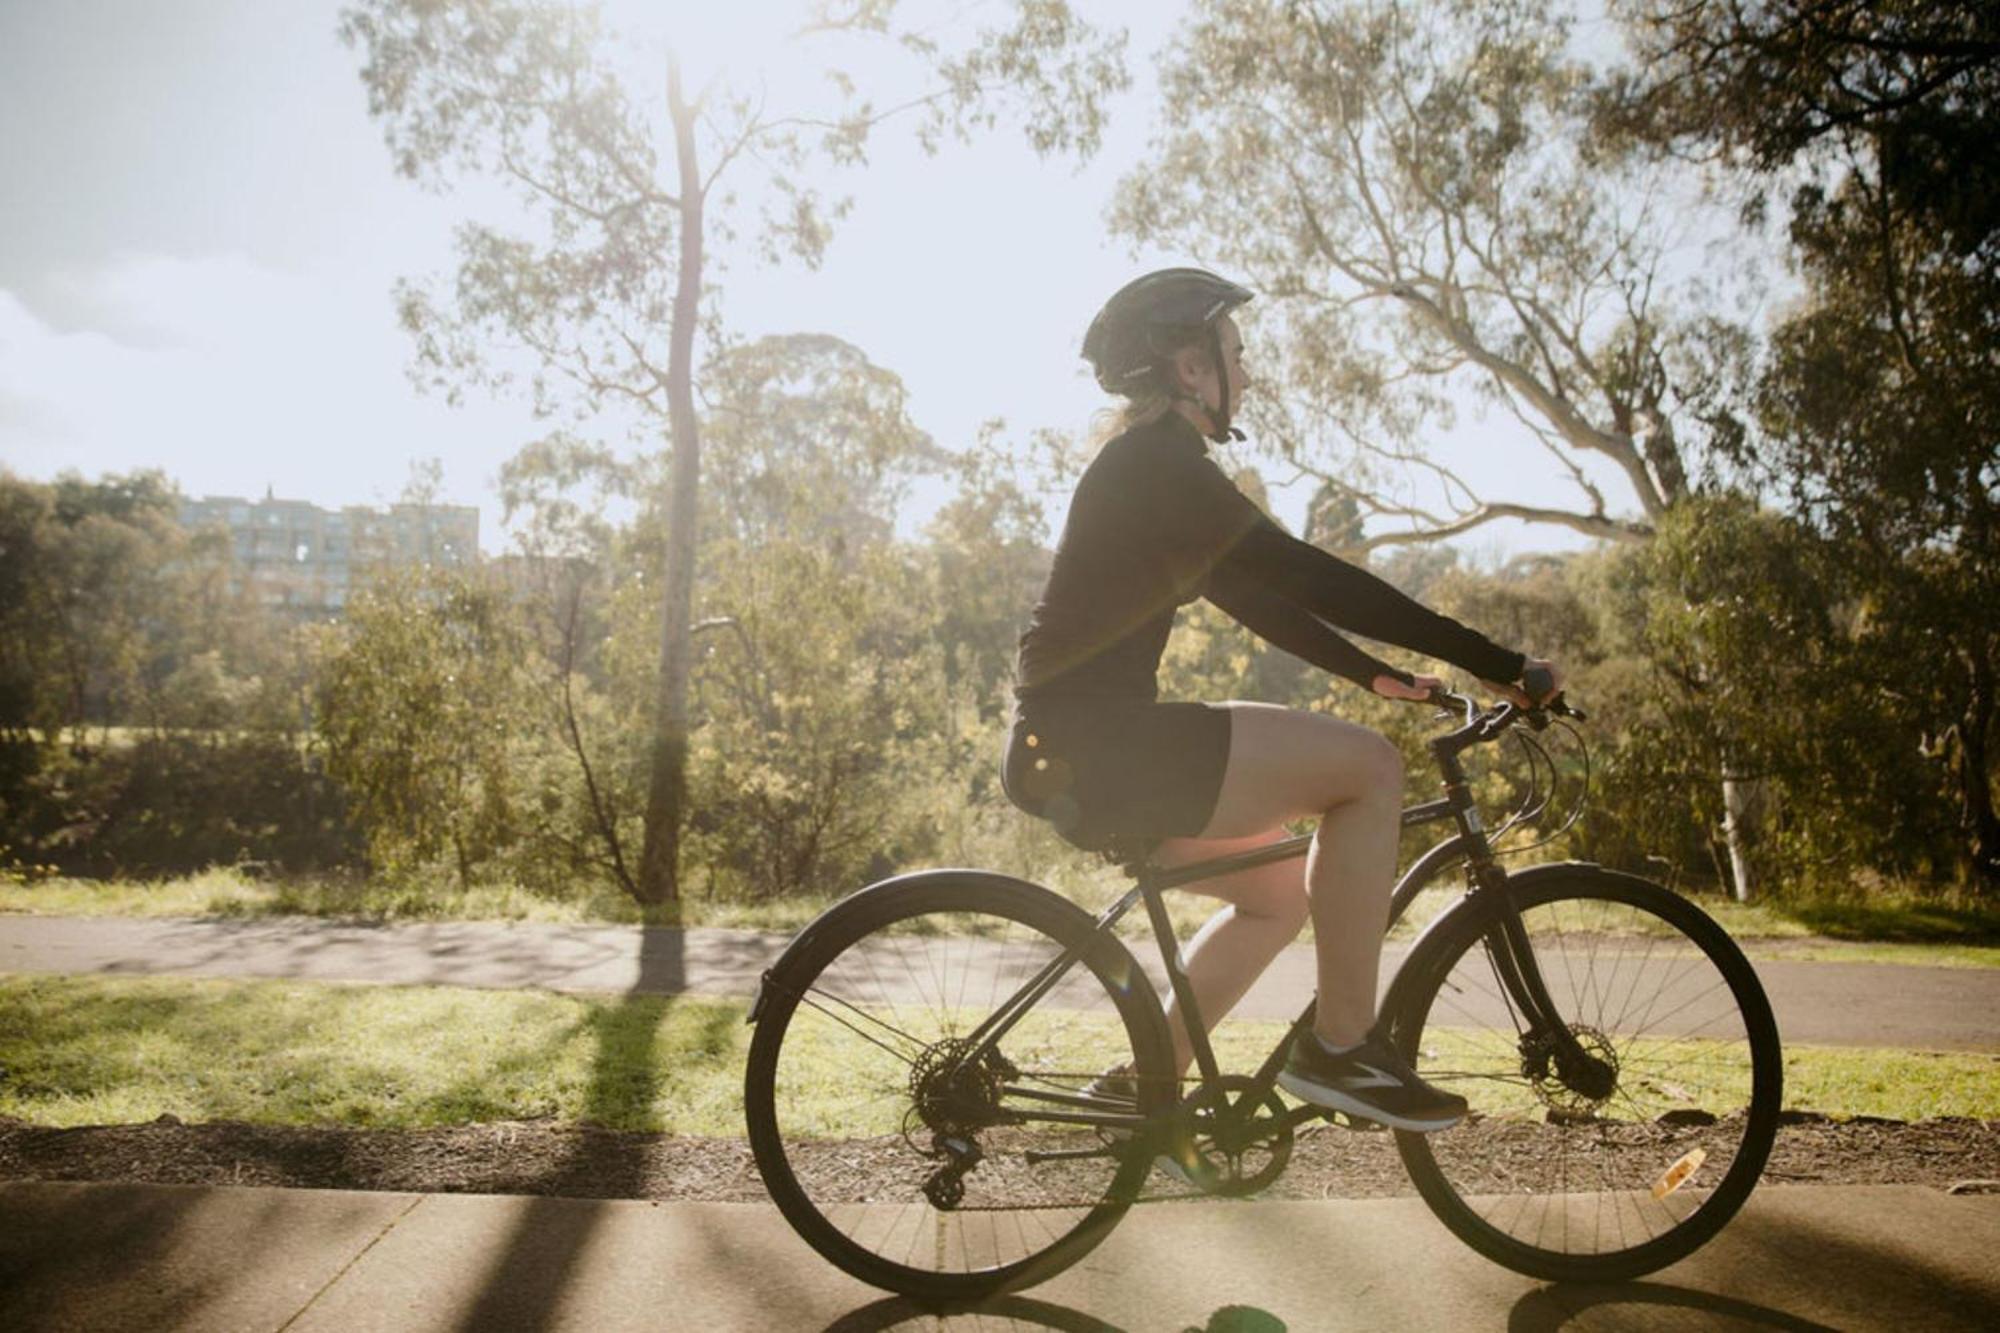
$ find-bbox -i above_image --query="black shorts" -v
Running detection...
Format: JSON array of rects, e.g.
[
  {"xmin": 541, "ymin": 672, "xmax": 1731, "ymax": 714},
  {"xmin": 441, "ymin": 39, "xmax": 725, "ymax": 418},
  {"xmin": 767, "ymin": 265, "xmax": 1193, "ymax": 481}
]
[{"xmin": 1001, "ymin": 697, "xmax": 1232, "ymax": 853}]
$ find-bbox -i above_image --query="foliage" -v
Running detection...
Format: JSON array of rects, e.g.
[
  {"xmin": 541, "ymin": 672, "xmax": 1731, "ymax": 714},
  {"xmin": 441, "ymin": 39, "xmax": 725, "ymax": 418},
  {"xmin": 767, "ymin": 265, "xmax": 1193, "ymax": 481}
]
[
  {"xmin": 0, "ymin": 470, "xmax": 262, "ymax": 744},
  {"xmin": 1607, "ymin": 0, "xmax": 2000, "ymax": 887},
  {"xmin": 682, "ymin": 336, "xmax": 956, "ymax": 899},
  {"xmin": 0, "ymin": 735, "xmax": 358, "ymax": 879},
  {"xmin": 340, "ymin": 0, "xmax": 1129, "ymax": 903},
  {"xmin": 1603, "ymin": 0, "xmax": 2000, "ymax": 259},
  {"xmin": 0, "ymin": 472, "xmax": 347, "ymax": 877},
  {"xmin": 1584, "ymin": 500, "xmax": 1961, "ymax": 888},
  {"xmin": 316, "ymin": 567, "xmax": 537, "ymax": 886},
  {"xmin": 1103, "ymin": 0, "xmax": 1747, "ymax": 550},
  {"xmin": 1753, "ymin": 167, "xmax": 1999, "ymax": 885}
]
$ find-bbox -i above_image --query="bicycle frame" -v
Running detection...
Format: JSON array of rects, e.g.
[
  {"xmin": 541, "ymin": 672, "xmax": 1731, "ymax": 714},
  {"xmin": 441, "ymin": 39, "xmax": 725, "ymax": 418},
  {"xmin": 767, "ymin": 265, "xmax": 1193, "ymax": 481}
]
[{"xmin": 966, "ymin": 696, "xmax": 1605, "ymax": 1145}]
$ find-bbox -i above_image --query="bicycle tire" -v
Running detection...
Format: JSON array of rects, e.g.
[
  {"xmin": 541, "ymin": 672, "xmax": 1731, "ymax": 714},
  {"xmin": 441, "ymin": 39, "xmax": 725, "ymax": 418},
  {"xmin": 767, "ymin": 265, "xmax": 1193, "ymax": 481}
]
[
  {"xmin": 1387, "ymin": 866, "xmax": 1782, "ymax": 1283},
  {"xmin": 744, "ymin": 871, "xmax": 1174, "ymax": 1301}
]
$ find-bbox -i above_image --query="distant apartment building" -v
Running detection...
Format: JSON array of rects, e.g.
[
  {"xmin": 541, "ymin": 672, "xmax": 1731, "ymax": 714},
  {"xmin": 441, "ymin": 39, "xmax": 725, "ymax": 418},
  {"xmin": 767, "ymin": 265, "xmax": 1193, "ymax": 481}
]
[{"xmin": 176, "ymin": 490, "xmax": 479, "ymax": 612}]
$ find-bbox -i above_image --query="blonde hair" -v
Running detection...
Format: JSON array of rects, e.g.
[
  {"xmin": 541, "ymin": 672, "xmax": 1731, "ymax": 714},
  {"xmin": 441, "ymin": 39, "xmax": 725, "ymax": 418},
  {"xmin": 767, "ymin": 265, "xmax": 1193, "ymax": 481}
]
[{"xmin": 1087, "ymin": 387, "xmax": 1178, "ymax": 448}]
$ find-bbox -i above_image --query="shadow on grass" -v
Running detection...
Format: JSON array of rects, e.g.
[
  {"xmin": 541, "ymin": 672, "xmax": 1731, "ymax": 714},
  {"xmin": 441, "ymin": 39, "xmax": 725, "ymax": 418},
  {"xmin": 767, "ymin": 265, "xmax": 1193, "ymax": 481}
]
[
  {"xmin": 1778, "ymin": 896, "xmax": 2000, "ymax": 946},
  {"xmin": 455, "ymin": 919, "xmax": 685, "ymax": 1331}
]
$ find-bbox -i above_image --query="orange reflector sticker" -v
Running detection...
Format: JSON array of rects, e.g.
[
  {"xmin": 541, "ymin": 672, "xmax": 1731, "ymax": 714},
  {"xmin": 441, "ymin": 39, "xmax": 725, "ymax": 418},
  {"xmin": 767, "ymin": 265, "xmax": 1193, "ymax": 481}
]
[{"xmin": 1651, "ymin": 1148, "xmax": 1707, "ymax": 1201}]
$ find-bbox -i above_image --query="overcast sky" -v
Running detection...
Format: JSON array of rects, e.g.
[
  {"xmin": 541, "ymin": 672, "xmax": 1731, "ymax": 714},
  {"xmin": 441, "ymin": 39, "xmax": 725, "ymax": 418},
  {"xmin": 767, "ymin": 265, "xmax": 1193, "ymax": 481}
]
[{"xmin": 1, "ymin": 0, "xmax": 1611, "ymax": 558}]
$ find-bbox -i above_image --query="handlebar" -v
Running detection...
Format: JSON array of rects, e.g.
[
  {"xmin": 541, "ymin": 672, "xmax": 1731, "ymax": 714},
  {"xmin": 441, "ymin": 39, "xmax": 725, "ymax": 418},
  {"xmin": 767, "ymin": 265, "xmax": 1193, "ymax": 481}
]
[{"xmin": 1415, "ymin": 684, "xmax": 1586, "ymax": 748}]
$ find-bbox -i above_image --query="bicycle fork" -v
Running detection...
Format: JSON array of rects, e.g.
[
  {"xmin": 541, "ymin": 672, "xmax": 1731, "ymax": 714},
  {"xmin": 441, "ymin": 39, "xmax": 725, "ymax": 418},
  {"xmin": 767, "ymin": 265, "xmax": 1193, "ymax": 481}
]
[
  {"xmin": 1474, "ymin": 887, "xmax": 1618, "ymax": 1102},
  {"xmin": 1435, "ymin": 727, "xmax": 1615, "ymax": 1103}
]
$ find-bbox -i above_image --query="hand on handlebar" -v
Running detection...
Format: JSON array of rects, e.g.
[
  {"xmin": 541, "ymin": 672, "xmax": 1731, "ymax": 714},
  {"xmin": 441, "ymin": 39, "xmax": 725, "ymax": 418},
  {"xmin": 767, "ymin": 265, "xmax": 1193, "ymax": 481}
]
[
  {"xmin": 1482, "ymin": 658, "xmax": 1564, "ymax": 710},
  {"xmin": 1371, "ymin": 671, "xmax": 1447, "ymax": 702}
]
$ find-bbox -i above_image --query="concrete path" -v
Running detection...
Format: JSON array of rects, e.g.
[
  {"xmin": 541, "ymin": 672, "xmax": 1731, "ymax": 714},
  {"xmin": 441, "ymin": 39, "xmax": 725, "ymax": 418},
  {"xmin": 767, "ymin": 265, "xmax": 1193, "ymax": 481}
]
[
  {"xmin": 2, "ymin": 1180, "xmax": 1996, "ymax": 1330},
  {"xmin": 5, "ymin": 913, "xmax": 1999, "ymax": 1051}
]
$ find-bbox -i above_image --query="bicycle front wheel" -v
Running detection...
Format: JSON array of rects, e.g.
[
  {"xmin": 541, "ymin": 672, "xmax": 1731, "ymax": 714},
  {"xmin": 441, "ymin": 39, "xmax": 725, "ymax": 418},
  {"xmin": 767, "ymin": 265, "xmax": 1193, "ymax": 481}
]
[
  {"xmin": 744, "ymin": 872, "xmax": 1173, "ymax": 1301},
  {"xmin": 1390, "ymin": 868, "xmax": 1782, "ymax": 1283}
]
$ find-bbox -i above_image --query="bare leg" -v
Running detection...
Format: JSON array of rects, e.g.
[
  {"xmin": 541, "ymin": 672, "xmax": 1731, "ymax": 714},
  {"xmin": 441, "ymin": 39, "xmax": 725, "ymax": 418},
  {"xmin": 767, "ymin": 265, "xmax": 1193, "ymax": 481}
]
[
  {"xmin": 1193, "ymin": 702, "xmax": 1405, "ymax": 1049},
  {"xmin": 1149, "ymin": 830, "xmax": 1309, "ymax": 1079}
]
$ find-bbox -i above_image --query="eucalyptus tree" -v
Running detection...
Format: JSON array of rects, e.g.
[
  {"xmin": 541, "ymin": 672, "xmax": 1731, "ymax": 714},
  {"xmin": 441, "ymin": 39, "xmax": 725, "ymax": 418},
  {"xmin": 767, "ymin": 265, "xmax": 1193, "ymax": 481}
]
[
  {"xmin": 698, "ymin": 333, "xmax": 945, "ymax": 554},
  {"xmin": 340, "ymin": 0, "xmax": 1125, "ymax": 902},
  {"xmin": 1111, "ymin": 0, "xmax": 1747, "ymax": 550},
  {"xmin": 1606, "ymin": 0, "xmax": 2000, "ymax": 886},
  {"xmin": 1602, "ymin": 0, "xmax": 2000, "ymax": 257},
  {"xmin": 681, "ymin": 335, "xmax": 949, "ymax": 900},
  {"xmin": 1092, "ymin": 0, "xmax": 1773, "ymax": 891}
]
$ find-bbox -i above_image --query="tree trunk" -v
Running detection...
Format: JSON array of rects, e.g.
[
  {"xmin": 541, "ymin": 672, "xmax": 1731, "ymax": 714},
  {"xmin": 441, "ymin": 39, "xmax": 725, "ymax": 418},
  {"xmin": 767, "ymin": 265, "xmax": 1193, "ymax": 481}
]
[
  {"xmin": 1954, "ymin": 649, "xmax": 2000, "ymax": 889},
  {"xmin": 1721, "ymin": 769, "xmax": 1757, "ymax": 902},
  {"xmin": 636, "ymin": 56, "xmax": 705, "ymax": 906}
]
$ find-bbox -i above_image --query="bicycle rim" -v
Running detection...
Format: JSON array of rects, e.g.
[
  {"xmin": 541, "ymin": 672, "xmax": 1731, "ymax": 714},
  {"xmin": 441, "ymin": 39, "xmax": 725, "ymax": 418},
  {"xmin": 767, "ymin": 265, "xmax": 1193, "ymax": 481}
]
[
  {"xmin": 745, "ymin": 876, "xmax": 1168, "ymax": 1299},
  {"xmin": 1392, "ymin": 871, "xmax": 1782, "ymax": 1282}
]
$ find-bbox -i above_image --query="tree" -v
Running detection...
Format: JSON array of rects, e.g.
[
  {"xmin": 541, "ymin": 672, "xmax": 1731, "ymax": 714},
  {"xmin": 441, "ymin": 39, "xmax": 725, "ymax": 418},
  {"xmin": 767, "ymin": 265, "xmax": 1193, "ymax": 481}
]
[
  {"xmin": 1751, "ymin": 175, "xmax": 1999, "ymax": 885},
  {"xmin": 317, "ymin": 567, "xmax": 534, "ymax": 887},
  {"xmin": 342, "ymin": 0, "xmax": 1125, "ymax": 903},
  {"xmin": 1109, "ymin": 0, "xmax": 1748, "ymax": 552},
  {"xmin": 698, "ymin": 333, "xmax": 945, "ymax": 552},
  {"xmin": 1603, "ymin": 1, "xmax": 2000, "ymax": 259},
  {"xmin": 681, "ymin": 335, "xmax": 951, "ymax": 898},
  {"xmin": 0, "ymin": 470, "xmax": 227, "ymax": 745},
  {"xmin": 1084, "ymin": 0, "xmax": 1776, "ymax": 892},
  {"xmin": 1609, "ymin": 0, "xmax": 2000, "ymax": 885}
]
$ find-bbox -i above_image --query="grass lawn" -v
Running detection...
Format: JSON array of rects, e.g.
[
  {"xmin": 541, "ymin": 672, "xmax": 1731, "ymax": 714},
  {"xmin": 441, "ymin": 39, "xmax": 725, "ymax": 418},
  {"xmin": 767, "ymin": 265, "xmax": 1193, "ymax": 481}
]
[
  {"xmin": 2, "ymin": 975, "xmax": 1996, "ymax": 1133},
  {"xmin": 0, "ymin": 866, "xmax": 1227, "ymax": 944},
  {"xmin": 5, "ymin": 866, "xmax": 1997, "ymax": 967}
]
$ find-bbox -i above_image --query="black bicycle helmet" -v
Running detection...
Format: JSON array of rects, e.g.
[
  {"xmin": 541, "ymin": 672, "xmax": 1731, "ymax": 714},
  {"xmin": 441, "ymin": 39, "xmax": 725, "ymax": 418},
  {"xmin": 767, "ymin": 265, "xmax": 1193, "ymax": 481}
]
[{"xmin": 1081, "ymin": 267, "xmax": 1253, "ymax": 442}]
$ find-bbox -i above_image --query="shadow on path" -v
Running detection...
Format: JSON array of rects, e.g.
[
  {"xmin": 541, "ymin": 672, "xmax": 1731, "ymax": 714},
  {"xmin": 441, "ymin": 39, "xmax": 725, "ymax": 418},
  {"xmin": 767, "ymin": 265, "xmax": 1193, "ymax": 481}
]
[
  {"xmin": 453, "ymin": 921, "xmax": 687, "ymax": 1331},
  {"xmin": 824, "ymin": 1293, "xmax": 1290, "ymax": 1332},
  {"xmin": 1511, "ymin": 1281, "xmax": 1837, "ymax": 1331}
]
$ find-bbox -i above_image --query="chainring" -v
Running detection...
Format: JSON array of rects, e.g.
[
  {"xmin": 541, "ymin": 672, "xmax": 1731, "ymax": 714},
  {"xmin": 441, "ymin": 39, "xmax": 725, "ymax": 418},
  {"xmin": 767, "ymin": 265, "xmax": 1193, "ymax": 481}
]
[{"xmin": 1175, "ymin": 1074, "xmax": 1295, "ymax": 1197}]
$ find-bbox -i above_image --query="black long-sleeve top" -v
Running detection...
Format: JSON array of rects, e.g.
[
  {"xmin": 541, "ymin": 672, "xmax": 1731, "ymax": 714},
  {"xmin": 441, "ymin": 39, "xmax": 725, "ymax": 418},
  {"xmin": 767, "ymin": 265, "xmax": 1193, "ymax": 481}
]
[{"xmin": 1015, "ymin": 411, "xmax": 1524, "ymax": 702}]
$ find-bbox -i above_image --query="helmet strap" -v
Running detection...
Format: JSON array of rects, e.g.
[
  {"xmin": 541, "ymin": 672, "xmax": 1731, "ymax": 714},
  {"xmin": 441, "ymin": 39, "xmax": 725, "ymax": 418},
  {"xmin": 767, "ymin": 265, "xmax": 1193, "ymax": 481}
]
[
  {"xmin": 1206, "ymin": 322, "xmax": 1244, "ymax": 443},
  {"xmin": 1163, "ymin": 324, "xmax": 1247, "ymax": 444}
]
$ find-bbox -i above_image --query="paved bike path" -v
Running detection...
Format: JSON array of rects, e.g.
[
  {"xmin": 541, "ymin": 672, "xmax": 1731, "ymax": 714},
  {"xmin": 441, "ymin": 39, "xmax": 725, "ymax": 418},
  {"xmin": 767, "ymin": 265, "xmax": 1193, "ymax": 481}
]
[
  {"xmin": 4, "ymin": 913, "xmax": 1999, "ymax": 1051},
  {"xmin": 3, "ymin": 1180, "xmax": 1997, "ymax": 1330}
]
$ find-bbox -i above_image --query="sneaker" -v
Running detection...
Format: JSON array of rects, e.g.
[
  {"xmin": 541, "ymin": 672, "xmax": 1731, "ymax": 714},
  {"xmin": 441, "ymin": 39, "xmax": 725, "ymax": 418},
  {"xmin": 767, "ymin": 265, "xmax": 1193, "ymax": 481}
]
[
  {"xmin": 1083, "ymin": 1065, "xmax": 1197, "ymax": 1186},
  {"xmin": 1277, "ymin": 1030, "xmax": 1468, "ymax": 1132}
]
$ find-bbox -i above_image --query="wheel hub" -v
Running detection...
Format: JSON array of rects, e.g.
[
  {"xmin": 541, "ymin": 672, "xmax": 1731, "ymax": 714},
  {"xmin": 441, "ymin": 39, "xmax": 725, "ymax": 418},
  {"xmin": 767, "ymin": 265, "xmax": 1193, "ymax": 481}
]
[
  {"xmin": 908, "ymin": 1038, "xmax": 1005, "ymax": 1136},
  {"xmin": 1520, "ymin": 1024, "xmax": 1620, "ymax": 1117}
]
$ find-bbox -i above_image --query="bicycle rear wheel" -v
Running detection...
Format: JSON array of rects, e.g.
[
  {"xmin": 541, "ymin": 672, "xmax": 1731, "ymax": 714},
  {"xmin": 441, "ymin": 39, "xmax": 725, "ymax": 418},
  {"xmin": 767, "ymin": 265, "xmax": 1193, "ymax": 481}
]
[
  {"xmin": 1389, "ymin": 867, "xmax": 1782, "ymax": 1283},
  {"xmin": 744, "ymin": 872, "xmax": 1172, "ymax": 1300}
]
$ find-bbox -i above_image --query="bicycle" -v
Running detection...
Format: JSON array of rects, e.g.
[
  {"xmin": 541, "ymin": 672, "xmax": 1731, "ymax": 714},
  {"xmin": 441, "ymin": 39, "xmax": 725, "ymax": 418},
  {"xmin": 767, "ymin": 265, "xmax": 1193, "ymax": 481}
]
[{"xmin": 743, "ymin": 691, "xmax": 1783, "ymax": 1300}]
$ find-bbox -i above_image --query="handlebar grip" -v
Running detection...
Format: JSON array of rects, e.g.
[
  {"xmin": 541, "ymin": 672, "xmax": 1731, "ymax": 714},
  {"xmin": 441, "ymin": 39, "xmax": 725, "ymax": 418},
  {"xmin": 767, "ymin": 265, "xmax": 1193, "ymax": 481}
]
[{"xmin": 1521, "ymin": 663, "xmax": 1557, "ymax": 703}]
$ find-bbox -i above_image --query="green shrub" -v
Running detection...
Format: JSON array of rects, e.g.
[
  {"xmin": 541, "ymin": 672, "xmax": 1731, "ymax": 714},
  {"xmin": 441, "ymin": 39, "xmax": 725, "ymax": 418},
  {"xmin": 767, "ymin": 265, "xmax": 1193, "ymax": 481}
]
[{"xmin": 0, "ymin": 734, "xmax": 359, "ymax": 877}]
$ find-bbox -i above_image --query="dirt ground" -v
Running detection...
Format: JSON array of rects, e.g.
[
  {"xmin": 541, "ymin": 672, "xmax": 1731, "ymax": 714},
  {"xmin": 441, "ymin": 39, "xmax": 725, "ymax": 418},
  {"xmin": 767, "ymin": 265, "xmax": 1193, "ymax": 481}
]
[{"xmin": 3, "ymin": 1112, "xmax": 1995, "ymax": 1203}]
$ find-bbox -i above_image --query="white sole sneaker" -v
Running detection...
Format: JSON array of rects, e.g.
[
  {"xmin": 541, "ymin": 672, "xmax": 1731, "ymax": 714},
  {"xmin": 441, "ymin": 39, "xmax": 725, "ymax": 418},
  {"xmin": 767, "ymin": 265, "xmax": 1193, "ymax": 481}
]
[{"xmin": 1275, "ymin": 1069, "xmax": 1466, "ymax": 1133}]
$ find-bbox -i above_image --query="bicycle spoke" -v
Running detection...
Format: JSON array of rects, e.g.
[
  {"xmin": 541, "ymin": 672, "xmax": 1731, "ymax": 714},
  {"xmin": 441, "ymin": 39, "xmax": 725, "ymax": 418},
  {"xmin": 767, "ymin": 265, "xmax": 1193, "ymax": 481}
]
[
  {"xmin": 751, "ymin": 887, "xmax": 1156, "ymax": 1295},
  {"xmin": 1397, "ymin": 875, "xmax": 1778, "ymax": 1280}
]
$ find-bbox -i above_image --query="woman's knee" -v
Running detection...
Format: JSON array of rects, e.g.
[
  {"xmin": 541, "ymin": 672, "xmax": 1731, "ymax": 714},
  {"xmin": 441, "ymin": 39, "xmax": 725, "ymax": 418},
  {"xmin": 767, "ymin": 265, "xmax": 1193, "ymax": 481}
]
[
  {"xmin": 1305, "ymin": 720, "xmax": 1403, "ymax": 810},
  {"xmin": 1245, "ymin": 872, "xmax": 1311, "ymax": 935},
  {"xmin": 1358, "ymin": 730, "xmax": 1404, "ymax": 795}
]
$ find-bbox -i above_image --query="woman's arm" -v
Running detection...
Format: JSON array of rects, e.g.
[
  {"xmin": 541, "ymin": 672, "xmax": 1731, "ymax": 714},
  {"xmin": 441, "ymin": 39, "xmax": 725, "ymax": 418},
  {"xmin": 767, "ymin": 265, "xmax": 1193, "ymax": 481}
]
[
  {"xmin": 1224, "ymin": 519, "xmax": 1526, "ymax": 685},
  {"xmin": 1204, "ymin": 559, "xmax": 1413, "ymax": 691},
  {"xmin": 1154, "ymin": 436, "xmax": 1526, "ymax": 685}
]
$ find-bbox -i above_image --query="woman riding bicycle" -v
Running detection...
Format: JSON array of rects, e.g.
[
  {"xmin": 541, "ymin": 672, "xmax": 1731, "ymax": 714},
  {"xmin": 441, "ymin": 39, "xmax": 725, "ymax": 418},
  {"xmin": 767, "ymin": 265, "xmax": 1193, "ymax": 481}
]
[{"xmin": 1001, "ymin": 267, "xmax": 1563, "ymax": 1133}]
